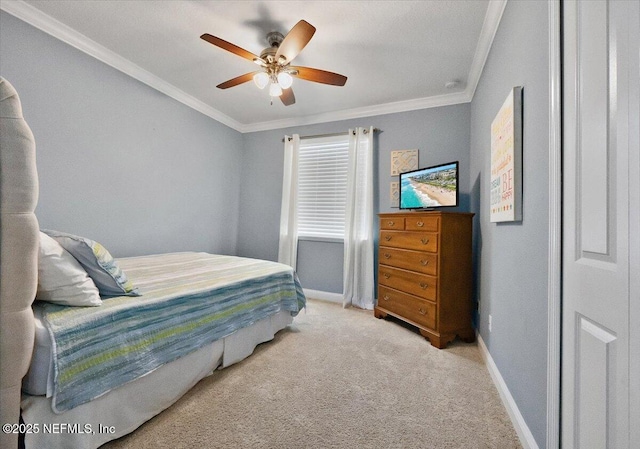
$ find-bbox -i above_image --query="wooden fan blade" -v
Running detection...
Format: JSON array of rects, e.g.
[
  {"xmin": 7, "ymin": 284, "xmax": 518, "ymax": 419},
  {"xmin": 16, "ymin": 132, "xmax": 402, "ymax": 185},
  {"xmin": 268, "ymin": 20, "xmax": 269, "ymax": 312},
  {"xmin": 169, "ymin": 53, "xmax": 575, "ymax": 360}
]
[
  {"xmin": 216, "ymin": 72, "xmax": 260, "ymax": 89},
  {"xmin": 200, "ymin": 33, "xmax": 263, "ymax": 63},
  {"xmin": 290, "ymin": 66, "xmax": 347, "ymax": 86},
  {"xmin": 280, "ymin": 87, "xmax": 295, "ymax": 106},
  {"xmin": 275, "ymin": 20, "xmax": 316, "ymax": 63}
]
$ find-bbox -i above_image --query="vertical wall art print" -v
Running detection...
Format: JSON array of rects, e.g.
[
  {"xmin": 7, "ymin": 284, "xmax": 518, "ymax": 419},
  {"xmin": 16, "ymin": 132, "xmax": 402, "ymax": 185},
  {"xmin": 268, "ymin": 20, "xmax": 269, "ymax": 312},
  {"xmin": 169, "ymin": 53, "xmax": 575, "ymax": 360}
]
[
  {"xmin": 390, "ymin": 181, "xmax": 399, "ymax": 208},
  {"xmin": 390, "ymin": 149, "xmax": 419, "ymax": 176},
  {"xmin": 490, "ymin": 86, "xmax": 523, "ymax": 222}
]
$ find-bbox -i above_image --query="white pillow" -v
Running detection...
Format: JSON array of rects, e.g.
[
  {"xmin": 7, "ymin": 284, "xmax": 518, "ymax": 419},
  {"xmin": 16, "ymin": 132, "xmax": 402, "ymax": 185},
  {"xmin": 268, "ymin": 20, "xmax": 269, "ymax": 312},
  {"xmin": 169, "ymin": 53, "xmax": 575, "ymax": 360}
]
[
  {"xmin": 42, "ymin": 230, "xmax": 139, "ymax": 297},
  {"xmin": 36, "ymin": 232, "xmax": 102, "ymax": 307}
]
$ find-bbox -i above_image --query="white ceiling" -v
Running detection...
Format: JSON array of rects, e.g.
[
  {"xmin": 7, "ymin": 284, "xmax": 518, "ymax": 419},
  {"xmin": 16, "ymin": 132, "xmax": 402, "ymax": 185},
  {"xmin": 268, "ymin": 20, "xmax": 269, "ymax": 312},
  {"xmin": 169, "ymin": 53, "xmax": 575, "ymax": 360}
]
[{"xmin": 2, "ymin": 0, "xmax": 506, "ymax": 132}]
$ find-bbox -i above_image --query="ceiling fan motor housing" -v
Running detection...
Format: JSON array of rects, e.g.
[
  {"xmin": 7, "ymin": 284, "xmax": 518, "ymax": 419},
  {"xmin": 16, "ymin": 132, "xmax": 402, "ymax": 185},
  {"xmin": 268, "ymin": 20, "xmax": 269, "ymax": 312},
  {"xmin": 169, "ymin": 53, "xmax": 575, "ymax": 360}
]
[
  {"xmin": 259, "ymin": 47, "xmax": 278, "ymax": 62},
  {"xmin": 266, "ymin": 31, "xmax": 284, "ymax": 48},
  {"xmin": 261, "ymin": 32, "xmax": 286, "ymax": 64}
]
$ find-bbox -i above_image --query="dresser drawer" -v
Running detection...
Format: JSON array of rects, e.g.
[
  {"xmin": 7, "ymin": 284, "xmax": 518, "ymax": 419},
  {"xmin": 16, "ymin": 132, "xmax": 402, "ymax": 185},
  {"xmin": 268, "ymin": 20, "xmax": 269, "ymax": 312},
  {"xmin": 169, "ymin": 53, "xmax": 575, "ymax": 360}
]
[
  {"xmin": 379, "ymin": 266, "xmax": 437, "ymax": 301},
  {"xmin": 378, "ymin": 286, "xmax": 436, "ymax": 330},
  {"xmin": 405, "ymin": 215, "xmax": 439, "ymax": 232},
  {"xmin": 379, "ymin": 231, "xmax": 438, "ymax": 252},
  {"xmin": 380, "ymin": 217, "xmax": 405, "ymax": 230},
  {"xmin": 378, "ymin": 247, "xmax": 438, "ymax": 275}
]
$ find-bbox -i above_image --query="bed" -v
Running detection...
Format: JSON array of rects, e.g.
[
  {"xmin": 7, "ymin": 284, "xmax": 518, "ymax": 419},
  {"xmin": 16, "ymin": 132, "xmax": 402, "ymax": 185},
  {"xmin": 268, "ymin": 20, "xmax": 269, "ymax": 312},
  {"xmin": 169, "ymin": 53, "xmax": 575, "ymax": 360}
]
[{"xmin": 0, "ymin": 77, "xmax": 306, "ymax": 449}]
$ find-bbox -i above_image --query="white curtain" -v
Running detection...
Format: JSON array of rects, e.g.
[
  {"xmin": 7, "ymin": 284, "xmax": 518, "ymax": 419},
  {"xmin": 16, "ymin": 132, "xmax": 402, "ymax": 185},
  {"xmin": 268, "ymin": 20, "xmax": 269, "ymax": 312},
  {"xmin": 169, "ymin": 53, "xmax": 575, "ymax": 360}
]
[
  {"xmin": 343, "ymin": 127, "xmax": 375, "ymax": 309},
  {"xmin": 277, "ymin": 134, "xmax": 300, "ymax": 269}
]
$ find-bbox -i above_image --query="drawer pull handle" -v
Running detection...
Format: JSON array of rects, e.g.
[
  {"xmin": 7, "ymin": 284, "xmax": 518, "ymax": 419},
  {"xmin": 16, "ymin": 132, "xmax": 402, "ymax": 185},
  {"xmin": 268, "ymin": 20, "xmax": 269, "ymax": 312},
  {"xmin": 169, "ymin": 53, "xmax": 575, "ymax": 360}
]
[
  {"xmin": 419, "ymin": 282, "xmax": 429, "ymax": 289},
  {"xmin": 384, "ymin": 253, "xmax": 391, "ymax": 259},
  {"xmin": 388, "ymin": 221, "xmax": 395, "ymax": 226},
  {"xmin": 421, "ymin": 238, "xmax": 430, "ymax": 245},
  {"xmin": 384, "ymin": 273, "xmax": 391, "ymax": 279},
  {"xmin": 417, "ymin": 221, "xmax": 424, "ymax": 227},
  {"xmin": 420, "ymin": 259, "xmax": 430, "ymax": 266},
  {"xmin": 385, "ymin": 235, "xmax": 392, "ymax": 241},
  {"xmin": 383, "ymin": 295, "xmax": 390, "ymax": 301},
  {"xmin": 419, "ymin": 308, "xmax": 427, "ymax": 315}
]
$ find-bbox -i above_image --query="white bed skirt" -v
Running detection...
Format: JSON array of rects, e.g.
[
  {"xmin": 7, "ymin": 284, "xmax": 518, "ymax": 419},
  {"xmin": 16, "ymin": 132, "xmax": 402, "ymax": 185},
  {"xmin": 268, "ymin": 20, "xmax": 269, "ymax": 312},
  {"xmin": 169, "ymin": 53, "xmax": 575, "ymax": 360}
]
[{"xmin": 21, "ymin": 311, "xmax": 293, "ymax": 449}]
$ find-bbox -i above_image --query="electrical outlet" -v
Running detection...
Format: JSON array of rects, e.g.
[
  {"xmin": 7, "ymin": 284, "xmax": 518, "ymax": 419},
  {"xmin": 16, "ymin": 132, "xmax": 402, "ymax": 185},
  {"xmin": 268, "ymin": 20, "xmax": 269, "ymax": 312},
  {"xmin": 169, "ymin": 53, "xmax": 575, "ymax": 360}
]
[{"xmin": 488, "ymin": 315, "xmax": 492, "ymax": 332}]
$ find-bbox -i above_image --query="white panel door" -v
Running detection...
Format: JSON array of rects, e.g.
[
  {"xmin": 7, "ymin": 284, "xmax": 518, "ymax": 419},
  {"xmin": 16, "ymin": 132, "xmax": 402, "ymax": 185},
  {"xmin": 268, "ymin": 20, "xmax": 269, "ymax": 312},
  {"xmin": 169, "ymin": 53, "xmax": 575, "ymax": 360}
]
[{"xmin": 562, "ymin": 1, "xmax": 639, "ymax": 448}]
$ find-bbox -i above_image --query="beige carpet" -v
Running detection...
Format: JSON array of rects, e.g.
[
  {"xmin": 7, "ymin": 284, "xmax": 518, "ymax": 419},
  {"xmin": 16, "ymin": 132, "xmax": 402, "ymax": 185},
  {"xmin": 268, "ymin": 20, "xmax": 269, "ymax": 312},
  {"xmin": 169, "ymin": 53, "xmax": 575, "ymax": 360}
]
[{"xmin": 103, "ymin": 299, "xmax": 521, "ymax": 449}]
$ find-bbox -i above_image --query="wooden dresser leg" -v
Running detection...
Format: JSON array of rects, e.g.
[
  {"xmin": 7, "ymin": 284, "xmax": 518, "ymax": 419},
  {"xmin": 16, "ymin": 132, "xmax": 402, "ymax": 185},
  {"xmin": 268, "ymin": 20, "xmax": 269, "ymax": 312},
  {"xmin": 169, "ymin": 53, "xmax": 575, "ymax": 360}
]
[
  {"xmin": 459, "ymin": 329, "xmax": 476, "ymax": 343},
  {"xmin": 430, "ymin": 337, "xmax": 446, "ymax": 349},
  {"xmin": 374, "ymin": 308, "xmax": 387, "ymax": 319},
  {"xmin": 419, "ymin": 330, "xmax": 446, "ymax": 349}
]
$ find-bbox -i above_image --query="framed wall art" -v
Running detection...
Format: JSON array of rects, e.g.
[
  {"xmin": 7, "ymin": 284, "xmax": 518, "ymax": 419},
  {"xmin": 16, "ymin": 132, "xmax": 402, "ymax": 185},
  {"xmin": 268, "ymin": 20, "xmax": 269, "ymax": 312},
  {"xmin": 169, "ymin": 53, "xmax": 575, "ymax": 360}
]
[
  {"xmin": 390, "ymin": 181, "xmax": 399, "ymax": 208},
  {"xmin": 390, "ymin": 149, "xmax": 418, "ymax": 176},
  {"xmin": 490, "ymin": 86, "xmax": 523, "ymax": 222}
]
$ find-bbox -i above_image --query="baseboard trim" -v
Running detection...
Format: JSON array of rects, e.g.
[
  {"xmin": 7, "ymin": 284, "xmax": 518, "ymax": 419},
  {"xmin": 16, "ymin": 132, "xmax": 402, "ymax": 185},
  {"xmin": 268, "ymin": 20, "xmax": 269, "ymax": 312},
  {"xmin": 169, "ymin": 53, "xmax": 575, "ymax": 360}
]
[
  {"xmin": 302, "ymin": 289, "xmax": 343, "ymax": 304},
  {"xmin": 477, "ymin": 335, "xmax": 539, "ymax": 449}
]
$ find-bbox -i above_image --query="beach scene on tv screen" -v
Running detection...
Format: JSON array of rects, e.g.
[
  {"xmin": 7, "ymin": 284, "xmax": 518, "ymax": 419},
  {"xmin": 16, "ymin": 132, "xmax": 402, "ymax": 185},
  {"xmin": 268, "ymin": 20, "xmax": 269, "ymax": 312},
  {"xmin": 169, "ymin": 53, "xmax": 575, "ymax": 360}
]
[{"xmin": 400, "ymin": 163, "xmax": 457, "ymax": 208}]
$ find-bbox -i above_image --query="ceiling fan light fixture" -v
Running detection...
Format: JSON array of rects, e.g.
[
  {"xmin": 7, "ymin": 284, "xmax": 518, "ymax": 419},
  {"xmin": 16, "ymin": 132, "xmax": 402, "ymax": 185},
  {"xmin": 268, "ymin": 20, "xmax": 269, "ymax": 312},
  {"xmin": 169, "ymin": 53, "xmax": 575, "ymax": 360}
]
[
  {"xmin": 253, "ymin": 72, "xmax": 269, "ymax": 89},
  {"xmin": 277, "ymin": 72, "xmax": 293, "ymax": 89},
  {"xmin": 269, "ymin": 82, "xmax": 283, "ymax": 97}
]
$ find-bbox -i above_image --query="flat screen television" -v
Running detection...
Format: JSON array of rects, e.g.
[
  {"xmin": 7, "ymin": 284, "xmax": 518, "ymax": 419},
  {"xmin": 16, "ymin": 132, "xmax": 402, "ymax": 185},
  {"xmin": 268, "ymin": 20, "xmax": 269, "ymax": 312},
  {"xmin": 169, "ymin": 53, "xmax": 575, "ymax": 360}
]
[{"xmin": 399, "ymin": 161, "xmax": 459, "ymax": 210}]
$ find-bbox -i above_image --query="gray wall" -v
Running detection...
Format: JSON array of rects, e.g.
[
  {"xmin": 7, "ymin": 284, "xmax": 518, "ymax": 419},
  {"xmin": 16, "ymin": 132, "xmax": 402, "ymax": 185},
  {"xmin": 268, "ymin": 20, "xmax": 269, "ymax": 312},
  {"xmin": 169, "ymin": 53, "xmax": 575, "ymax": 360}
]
[
  {"xmin": 0, "ymin": 12, "xmax": 244, "ymax": 257},
  {"xmin": 2, "ymin": 7, "xmax": 551, "ymax": 443},
  {"xmin": 237, "ymin": 105, "xmax": 470, "ymax": 293},
  {"xmin": 469, "ymin": 1, "xmax": 549, "ymax": 446}
]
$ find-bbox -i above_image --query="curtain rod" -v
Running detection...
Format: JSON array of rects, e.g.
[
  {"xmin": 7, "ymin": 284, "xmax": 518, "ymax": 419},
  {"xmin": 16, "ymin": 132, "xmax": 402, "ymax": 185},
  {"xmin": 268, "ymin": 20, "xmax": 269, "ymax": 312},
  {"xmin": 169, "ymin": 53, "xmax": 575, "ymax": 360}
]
[{"xmin": 282, "ymin": 128, "xmax": 381, "ymax": 142}]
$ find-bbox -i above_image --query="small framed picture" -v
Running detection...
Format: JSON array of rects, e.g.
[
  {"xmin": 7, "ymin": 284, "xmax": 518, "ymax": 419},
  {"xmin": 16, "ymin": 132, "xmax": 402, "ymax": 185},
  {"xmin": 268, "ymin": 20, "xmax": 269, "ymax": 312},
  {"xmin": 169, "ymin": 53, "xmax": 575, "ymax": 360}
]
[
  {"xmin": 390, "ymin": 181, "xmax": 399, "ymax": 208},
  {"xmin": 391, "ymin": 150, "xmax": 418, "ymax": 176}
]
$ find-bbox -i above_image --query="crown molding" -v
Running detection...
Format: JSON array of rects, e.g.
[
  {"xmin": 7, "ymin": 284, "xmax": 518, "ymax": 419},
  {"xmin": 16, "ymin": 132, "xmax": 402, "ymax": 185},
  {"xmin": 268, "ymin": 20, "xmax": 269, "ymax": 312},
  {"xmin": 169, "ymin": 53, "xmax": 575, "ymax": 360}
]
[
  {"xmin": 464, "ymin": 0, "xmax": 508, "ymax": 100},
  {"xmin": 0, "ymin": 0, "xmax": 244, "ymax": 131},
  {"xmin": 2, "ymin": 0, "xmax": 506, "ymax": 134},
  {"xmin": 239, "ymin": 90, "xmax": 472, "ymax": 133}
]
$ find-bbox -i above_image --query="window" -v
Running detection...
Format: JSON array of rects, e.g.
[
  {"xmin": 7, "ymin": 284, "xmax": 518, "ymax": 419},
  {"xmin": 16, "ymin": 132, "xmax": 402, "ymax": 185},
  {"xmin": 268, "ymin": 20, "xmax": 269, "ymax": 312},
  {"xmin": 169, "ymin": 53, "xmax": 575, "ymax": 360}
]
[{"xmin": 296, "ymin": 135, "xmax": 349, "ymax": 240}]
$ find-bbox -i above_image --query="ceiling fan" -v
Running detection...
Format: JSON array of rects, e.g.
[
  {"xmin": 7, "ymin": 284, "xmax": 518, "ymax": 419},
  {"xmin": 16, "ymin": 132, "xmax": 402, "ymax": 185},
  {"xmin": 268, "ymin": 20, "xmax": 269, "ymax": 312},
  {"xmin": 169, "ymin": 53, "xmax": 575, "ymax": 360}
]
[{"xmin": 200, "ymin": 20, "xmax": 347, "ymax": 106}]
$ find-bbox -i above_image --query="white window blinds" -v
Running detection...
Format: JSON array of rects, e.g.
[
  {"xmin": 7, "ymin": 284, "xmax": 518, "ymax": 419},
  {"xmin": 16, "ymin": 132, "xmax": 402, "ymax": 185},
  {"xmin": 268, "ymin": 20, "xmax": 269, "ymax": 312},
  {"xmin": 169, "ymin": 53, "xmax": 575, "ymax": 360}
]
[{"xmin": 297, "ymin": 135, "xmax": 349, "ymax": 240}]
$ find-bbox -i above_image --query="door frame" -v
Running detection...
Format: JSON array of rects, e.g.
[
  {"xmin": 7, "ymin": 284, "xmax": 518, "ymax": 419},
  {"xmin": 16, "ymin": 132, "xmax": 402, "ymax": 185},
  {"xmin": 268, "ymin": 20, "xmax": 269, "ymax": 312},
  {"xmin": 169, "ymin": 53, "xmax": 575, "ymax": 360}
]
[{"xmin": 547, "ymin": 0, "xmax": 562, "ymax": 448}]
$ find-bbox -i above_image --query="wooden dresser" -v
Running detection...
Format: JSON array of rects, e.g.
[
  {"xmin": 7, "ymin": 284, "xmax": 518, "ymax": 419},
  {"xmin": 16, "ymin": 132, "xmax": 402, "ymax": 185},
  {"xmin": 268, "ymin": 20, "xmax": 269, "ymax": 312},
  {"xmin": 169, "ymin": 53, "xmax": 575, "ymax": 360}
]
[{"xmin": 374, "ymin": 211, "xmax": 475, "ymax": 349}]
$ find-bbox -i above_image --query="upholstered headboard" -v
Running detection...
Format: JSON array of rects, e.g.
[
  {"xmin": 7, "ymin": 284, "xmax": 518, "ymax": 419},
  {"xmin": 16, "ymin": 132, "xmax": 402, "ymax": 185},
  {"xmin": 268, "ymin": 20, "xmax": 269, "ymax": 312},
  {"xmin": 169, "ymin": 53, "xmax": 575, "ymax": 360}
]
[{"xmin": 0, "ymin": 77, "xmax": 39, "ymax": 449}]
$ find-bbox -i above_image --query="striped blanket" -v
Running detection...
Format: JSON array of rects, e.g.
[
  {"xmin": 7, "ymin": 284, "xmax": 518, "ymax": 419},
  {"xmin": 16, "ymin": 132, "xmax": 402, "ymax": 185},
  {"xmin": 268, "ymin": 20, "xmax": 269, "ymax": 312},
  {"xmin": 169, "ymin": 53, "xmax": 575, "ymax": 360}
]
[{"xmin": 36, "ymin": 252, "xmax": 306, "ymax": 413}]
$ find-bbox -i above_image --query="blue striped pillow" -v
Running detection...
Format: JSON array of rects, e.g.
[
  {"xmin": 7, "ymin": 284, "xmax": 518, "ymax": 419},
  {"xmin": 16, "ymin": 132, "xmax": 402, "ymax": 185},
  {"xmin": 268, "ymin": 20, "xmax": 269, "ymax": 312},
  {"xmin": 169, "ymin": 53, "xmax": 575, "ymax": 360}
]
[{"xmin": 42, "ymin": 230, "xmax": 140, "ymax": 297}]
